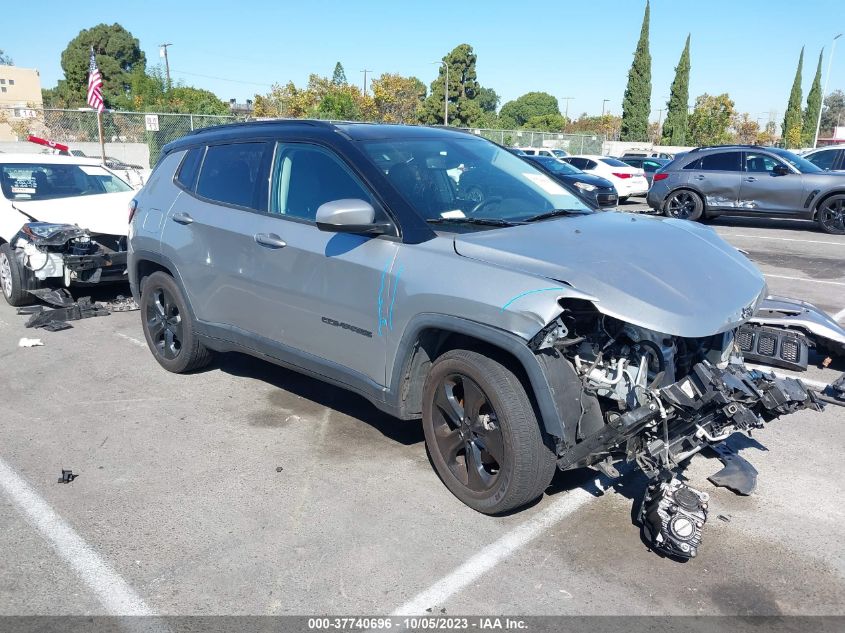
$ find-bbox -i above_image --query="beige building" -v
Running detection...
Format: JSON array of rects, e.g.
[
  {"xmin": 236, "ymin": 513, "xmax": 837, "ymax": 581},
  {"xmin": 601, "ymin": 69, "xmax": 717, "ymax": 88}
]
[{"xmin": 0, "ymin": 66, "xmax": 43, "ymax": 141}]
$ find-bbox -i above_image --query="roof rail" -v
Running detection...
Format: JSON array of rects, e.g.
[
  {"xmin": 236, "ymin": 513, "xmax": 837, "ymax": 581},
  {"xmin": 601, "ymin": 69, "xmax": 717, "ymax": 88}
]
[
  {"xmin": 186, "ymin": 118, "xmax": 335, "ymax": 137},
  {"xmin": 687, "ymin": 144, "xmax": 765, "ymax": 153}
]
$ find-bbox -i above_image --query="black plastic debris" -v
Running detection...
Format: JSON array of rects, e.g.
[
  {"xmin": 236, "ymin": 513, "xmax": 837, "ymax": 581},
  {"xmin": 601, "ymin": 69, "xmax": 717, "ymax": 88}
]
[
  {"xmin": 275, "ymin": 466, "xmax": 284, "ymax": 472},
  {"xmin": 707, "ymin": 442, "xmax": 759, "ymax": 496},
  {"xmin": 27, "ymin": 288, "xmax": 75, "ymax": 308},
  {"xmin": 58, "ymin": 469, "xmax": 77, "ymax": 484},
  {"xmin": 25, "ymin": 297, "xmax": 109, "ymax": 330},
  {"xmin": 822, "ymin": 373, "xmax": 845, "ymax": 404}
]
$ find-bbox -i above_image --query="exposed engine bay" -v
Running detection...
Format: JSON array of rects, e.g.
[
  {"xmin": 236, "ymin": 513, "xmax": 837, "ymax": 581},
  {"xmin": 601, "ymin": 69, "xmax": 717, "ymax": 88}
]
[
  {"xmin": 530, "ymin": 298, "xmax": 832, "ymax": 559},
  {"xmin": 11, "ymin": 222, "xmax": 127, "ymax": 286}
]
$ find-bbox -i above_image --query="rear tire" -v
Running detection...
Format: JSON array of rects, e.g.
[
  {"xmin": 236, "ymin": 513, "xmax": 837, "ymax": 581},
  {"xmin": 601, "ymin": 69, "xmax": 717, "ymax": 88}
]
[
  {"xmin": 816, "ymin": 194, "xmax": 845, "ymax": 235},
  {"xmin": 0, "ymin": 243, "xmax": 36, "ymax": 307},
  {"xmin": 422, "ymin": 349, "xmax": 557, "ymax": 515},
  {"xmin": 663, "ymin": 189, "xmax": 703, "ymax": 221},
  {"xmin": 140, "ymin": 271, "xmax": 213, "ymax": 373}
]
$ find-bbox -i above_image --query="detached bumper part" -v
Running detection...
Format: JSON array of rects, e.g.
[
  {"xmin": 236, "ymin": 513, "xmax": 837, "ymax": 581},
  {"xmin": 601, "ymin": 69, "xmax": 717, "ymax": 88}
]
[{"xmin": 640, "ymin": 476, "xmax": 709, "ymax": 559}]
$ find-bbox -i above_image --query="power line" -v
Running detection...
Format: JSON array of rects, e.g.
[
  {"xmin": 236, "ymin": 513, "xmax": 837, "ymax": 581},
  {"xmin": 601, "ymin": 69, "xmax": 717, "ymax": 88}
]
[{"xmin": 170, "ymin": 69, "xmax": 274, "ymax": 87}]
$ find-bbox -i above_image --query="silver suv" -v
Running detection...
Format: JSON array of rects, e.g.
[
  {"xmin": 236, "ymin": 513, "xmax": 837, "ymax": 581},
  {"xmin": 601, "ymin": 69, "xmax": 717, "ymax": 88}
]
[
  {"xmin": 646, "ymin": 144, "xmax": 845, "ymax": 234},
  {"xmin": 128, "ymin": 122, "xmax": 819, "ymax": 558}
]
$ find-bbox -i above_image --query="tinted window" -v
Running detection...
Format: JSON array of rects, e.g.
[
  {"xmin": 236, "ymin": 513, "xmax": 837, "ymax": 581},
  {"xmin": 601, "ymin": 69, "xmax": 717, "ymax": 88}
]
[
  {"xmin": 804, "ymin": 149, "xmax": 838, "ymax": 171},
  {"xmin": 583, "ymin": 160, "xmax": 598, "ymax": 170},
  {"xmin": 769, "ymin": 148, "xmax": 822, "ymax": 173},
  {"xmin": 196, "ymin": 142, "xmax": 267, "ymax": 210},
  {"xmin": 599, "ymin": 157, "xmax": 631, "ymax": 167},
  {"xmin": 0, "ymin": 163, "xmax": 132, "ymax": 201},
  {"xmin": 567, "ymin": 157, "xmax": 589, "ymax": 170},
  {"xmin": 689, "ymin": 152, "xmax": 742, "ymax": 171},
  {"xmin": 744, "ymin": 152, "xmax": 784, "ymax": 173},
  {"xmin": 643, "ymin": 160, "xmax": 662, "ymax": 171},
  {"xmin": 175, "ymin": 147, "xmax": 204, "ymax": 190},
  {"xmin": 270, "ymin": 143, "xmax": 375, "ymax": 221},
  {"xmin": 624, "ymin": 159, "xmax": 642, "ymax": 167}
]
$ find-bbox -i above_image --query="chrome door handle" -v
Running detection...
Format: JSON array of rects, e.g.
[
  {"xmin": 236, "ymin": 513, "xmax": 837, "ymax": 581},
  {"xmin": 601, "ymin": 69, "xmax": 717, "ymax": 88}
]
[
  {"xmin": 172, "ymin": 212, "xmax": 194, "ymax": 225},
  {"xmin": 254, "ymin": 233, "xmax": 287, "ymax": 249},
  {"xmin": 745, "ymin": 176, "xmax": 757, "ymax": 182}
]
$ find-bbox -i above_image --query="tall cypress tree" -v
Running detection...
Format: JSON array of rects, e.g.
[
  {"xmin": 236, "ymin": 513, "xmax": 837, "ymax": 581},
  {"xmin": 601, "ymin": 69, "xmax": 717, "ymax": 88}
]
[
  {"xmin": 662, "ymin": 34, "xmax": 691, "ymax": 145},
  {"xmin": 782, "ymin": 47, "xmax": 804, "ymax": 148},
  {"xmin": 802, "ymin": 50, "xmax": 824, "ymax": 147},
  {"xmin": 620, "ymin": 1, "xmax": 652, "ymax": 142},
  {"xmin": 332, "ymin": 62, "xmax": 347, "ymax": 86}
]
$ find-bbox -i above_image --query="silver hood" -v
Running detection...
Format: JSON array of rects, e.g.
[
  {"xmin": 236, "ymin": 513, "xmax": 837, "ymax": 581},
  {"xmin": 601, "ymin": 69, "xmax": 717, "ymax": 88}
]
[{"xmin": 453, "ymin": 212, "xmax": 766, "ymax": 338}]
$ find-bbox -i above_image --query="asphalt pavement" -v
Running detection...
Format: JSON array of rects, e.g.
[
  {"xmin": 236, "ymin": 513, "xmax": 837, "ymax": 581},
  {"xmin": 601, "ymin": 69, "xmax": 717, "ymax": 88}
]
[{"xmin": 1, "ymin": 201, "xmax": 843, "ymax": 619}]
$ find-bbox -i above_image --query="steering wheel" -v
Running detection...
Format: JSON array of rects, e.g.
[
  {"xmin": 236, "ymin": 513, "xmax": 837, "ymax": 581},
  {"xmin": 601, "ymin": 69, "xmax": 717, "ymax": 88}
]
[{"xmin": 468, "ymin": 196, "xmax": 503, "ymax": 216}]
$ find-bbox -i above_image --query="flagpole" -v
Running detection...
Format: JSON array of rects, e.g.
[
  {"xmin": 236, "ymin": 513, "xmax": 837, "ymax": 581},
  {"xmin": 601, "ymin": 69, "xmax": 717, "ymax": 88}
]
[{"xmin": 97, "ymin": 110, "xmax": 106, "ymax": 165}]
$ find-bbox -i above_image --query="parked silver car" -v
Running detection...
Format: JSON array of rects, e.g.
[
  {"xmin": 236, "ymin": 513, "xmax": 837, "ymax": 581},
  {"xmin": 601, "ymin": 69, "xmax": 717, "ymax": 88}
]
[
  {"xmin": 646, "ymin": 144, "xmax": 845, "ymax": 234},
  {"xmin": 128, "ymin": 122, "xmax": 822, "ymax": 559}
]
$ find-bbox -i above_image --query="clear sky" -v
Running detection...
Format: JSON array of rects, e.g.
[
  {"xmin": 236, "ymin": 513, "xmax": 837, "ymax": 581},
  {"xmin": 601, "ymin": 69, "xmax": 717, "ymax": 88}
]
[{"xmin": 5, "ymin": 0, "xmax": 844, "ymax": 123}]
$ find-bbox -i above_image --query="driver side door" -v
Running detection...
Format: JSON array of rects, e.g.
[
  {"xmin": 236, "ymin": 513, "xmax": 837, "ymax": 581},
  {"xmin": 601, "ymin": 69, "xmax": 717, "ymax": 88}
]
[{"xmin": 739, "ymin": 151, "xmax": 804, "ymax": 214}]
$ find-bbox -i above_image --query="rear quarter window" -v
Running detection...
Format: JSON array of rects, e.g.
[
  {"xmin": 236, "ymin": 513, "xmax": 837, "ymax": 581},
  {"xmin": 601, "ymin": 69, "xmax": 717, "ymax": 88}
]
[{"xmin": 175, "ymin": 147, "xmax": 204, "ymax": 190}]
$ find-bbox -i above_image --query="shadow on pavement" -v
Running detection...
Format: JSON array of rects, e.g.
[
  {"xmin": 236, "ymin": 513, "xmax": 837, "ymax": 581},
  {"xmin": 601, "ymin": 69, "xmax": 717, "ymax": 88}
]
[{"xmin": 216, "ymin": 350, "xmax": 425, "ymax": 447}]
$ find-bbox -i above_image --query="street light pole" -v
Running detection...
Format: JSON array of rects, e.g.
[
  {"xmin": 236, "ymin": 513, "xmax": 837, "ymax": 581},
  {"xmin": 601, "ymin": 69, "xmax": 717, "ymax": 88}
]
[
  {"xmin": 433, "ymin": 61, "xmax": 449, "ymax": 125},
  {"xmin": 561, "ymin": 96, "xmax": 574, "ymax": 123},
  {"xmin": 601, "ymin": 99, "xmax": 609, "ymax": 117},
  {"xmin": 159, "ymin": 43, "xmax": 172, "ymax": 92},
  {"xmin": 360, "ymin": 69, "xmax": 372, "ymax": 95},
  {"xmin": 814, "ymin": 33, "xmax": 842, "ymax": 148}
]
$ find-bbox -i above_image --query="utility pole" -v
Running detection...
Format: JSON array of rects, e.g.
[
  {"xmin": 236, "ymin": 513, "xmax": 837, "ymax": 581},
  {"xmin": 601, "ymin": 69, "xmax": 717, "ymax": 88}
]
[
  {"xmin": 601, "ymin": 99, "xmax": 610, "ymax": 117},
  {"xmin": 656, "ymin": 108, "xmax": 664, "ymax": 142},
  {"xmin": 433, "ymin": 61, "xmax": 449, "ymax": 126},
  {"xmin": 360, "ymin": 69, "xmax": 372, "ymax": 95},
  {"xmin": 159, "ymin": 43, "xmax": 172, "ymax": 91},
  {"xmin": 814, "ymin": 33, "xmax": 842, "ymax": 148},
  {"xmin": 561, "ymin": 97, "xmax": 574, "ymax": 125}
]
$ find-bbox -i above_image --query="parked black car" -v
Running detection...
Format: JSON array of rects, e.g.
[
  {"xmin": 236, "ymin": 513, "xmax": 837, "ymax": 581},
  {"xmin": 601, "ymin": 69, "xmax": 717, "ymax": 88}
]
[
  {"xmin": 620, "ymin": 156, "xmax": 671, "ymax": 186},
  {"xmin": 524, "ymin": 155, "xmax": 618, "ymax": 208}
]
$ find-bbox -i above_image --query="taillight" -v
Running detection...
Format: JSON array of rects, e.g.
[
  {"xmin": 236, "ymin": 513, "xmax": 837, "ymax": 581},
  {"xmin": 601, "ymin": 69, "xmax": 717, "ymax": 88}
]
[
  {"xmin": 612, "ymin": 172, "xmax": 633, "ymax": 179},
  {"xmin": 653, "ymin": 172, "xmax": 669, "ymax": 182},
  {"xmin": 128, "ymin": 198, "xmax": 138, "ymax": 223}
]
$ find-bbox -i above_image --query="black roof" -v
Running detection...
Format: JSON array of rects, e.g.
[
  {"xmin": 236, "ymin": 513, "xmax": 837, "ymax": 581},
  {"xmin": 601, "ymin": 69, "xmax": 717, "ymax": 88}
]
[{"xmin": 687, "ymin": 144, "xmax": 776, "ymax": 153}]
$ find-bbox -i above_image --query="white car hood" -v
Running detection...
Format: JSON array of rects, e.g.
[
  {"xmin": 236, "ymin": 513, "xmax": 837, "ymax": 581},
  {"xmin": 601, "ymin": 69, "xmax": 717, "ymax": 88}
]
[{"xmin": 11, "ymin": 191, "xmax": 133, "ymax": 237}]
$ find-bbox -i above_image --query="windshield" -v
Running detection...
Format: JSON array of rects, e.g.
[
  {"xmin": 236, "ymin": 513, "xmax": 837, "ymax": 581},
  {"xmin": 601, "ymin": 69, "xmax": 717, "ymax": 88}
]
[
  {"xmin": 769, "ymin": 148, "xmax": 823, "ymax": 173},
  {"xmin": 532, "ymin": 156, "xmax": 581, "ymax": 175},
  {"xmin": 550, "ymin": 149, "xmax": 568, "ymax": 158},
  {"xmin": 0, "ymin": 163, "xmax": 132, "ymax": 201},
  {"xmin": 361, "ymin": 137, "xmax": 591, "ymax": 225}
]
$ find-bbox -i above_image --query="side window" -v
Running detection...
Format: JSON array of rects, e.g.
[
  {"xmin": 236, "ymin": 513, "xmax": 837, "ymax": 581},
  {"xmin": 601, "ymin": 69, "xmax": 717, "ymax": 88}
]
[
  {"xmin": 805, "ymin": 149, "xmax": 837, "ymax": 171},
  {"xmin": 683, "ymin": 158, "xmax": 702, "ymax": 170},
  {"xmin": 583, "ymin": 160, "xmax": 598, "ymax": 170},
  {"xmin": 643, "ymin": 160, "xmax": 660, "ymax": 171},
  {"xmin": 269, "ymin": 143, "xmax": 377, "ymax": 222},
  {"xmin": 744, "ymin": 152, "xmax": 784, "ymax": 173},
  {"xmin": 568, "ymin": 157, "xmax": 587, "ymax": 170},
  {"xmin": 698, "ymin": 152, "xmax": 742, "ymax": 171},
  {"xmin": 195, "ymin": 142, "xmax": 268, "ymax": 210},
  {"xmin": 175, "ymin": 147, "xmax": 204, "ymax": 190}
]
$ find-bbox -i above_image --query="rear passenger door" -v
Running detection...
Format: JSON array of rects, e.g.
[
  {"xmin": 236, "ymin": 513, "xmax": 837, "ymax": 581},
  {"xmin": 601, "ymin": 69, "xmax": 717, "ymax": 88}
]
[{"xmin": 683, "ymin": 151, "xmax": 742, "ymax": 209}]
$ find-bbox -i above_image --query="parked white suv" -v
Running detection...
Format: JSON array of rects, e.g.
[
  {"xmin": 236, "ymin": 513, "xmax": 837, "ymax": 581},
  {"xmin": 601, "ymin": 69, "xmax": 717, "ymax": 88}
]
[
  {"xmin": 516, "ymin": 147, "xmax": 569, "ymax": 159},
  {"xmin": 0, "ymin": 154, "xmax": 134, "ymax": 305}
]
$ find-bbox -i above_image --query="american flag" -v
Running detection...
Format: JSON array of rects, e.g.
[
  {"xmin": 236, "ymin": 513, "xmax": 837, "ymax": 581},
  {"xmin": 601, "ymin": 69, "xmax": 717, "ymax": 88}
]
[{"xmin": 87, "ymin": 47, "xmax": 104, "ymax": 113}]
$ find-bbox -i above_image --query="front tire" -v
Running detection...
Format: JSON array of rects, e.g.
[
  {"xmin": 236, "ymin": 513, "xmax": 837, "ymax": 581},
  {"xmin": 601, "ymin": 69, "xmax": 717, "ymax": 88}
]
[
  {"xmin": 422, "ymin": 349, "xmax": 557, "ymax": 515},
  {"xmin": 140, "ymin": 271, "xmax": 213, "ymax": 373},
  {"xmin": 0, "ymin": 243, "xmax": 36, "ymax": 307},
  {"xmin": 663, "ymin": 190, "xmax": 703, "ymax": 221},
  {"xmin": 817, "ymin": 195, "xmax": 845, "ymax": 235}
]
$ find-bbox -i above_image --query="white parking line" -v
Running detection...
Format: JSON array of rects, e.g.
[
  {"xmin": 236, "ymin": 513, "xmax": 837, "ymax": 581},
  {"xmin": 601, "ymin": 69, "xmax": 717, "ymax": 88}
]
[
  {"xmin": 115, "ymin": 332, "xmax": 147, "ymax": 348},
  {"xmin": 391, "ymin": 485, "xmax": 599, "ymax": 616},
  {"xmin": 0, "ymin": 457, "xmax": 155, "ymax": 616},
  {"xmin": 764, "ymin": 274, "xmax": 845, "ymax": 287},
  {"xmin": 718, "ymin": 233, "xmax": 844, "ymax": 247},
  {"xmin": 835, "ymin": 308, "xmax": 845, "ymax": 323}
]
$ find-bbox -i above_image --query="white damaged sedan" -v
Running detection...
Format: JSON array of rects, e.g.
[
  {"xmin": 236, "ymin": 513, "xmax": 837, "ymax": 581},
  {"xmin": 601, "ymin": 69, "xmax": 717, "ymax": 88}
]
[{"xmin": 0, "ymin": 154, "xmax": 133, "ymax": 306}]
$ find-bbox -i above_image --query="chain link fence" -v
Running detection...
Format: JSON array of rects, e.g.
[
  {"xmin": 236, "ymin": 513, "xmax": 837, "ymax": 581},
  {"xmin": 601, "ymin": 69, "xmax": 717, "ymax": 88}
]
[
  {"xmin": 459, "ymin": 127, "xmax": 605, "ymax": 154},
  {"xmin": 1, "ymin": 109, "xmax": 605, "ymax": 168}
]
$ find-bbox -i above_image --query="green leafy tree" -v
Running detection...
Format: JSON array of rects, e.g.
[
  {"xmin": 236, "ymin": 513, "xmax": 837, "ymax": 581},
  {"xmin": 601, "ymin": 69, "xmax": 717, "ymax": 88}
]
[
  {"xmin": 802, "ymin": 50, "xmax": 823, "ymax": 146},
  {"xmin": 371, "ymin": 73, "xmax": 426, "ymax": 123},
  {"xmin": 499, "ymin": 92, "xmax": 560, "ymax": 128},
  {"xmin": 52, "ymin": 23, "xmax": 146, "ymax": 109},
  {"xmin": 523, "ymin": 113, "xmax": 567, "ymax": 132},
  {"xmin": 476, "ymin": 87, "xmax": 500, "ymax": 113},
  {"xmin": 0, "ymin": 49, "xmax": 12, "ymax": 65},
  {"xmin": 820, "ymin": 89, "xmax": 845, "ymax": 135},
  {"xmin": 731, "ymin": 113, "xmax": 760, "ymax": 144},
  {"xmin": 332, "ymin": 62, "xmax": 347, "ymax": 86},
  {"xmin": 662, "ymin": 34, "xmax": 690, "ymax": 145},
  {"xmin": 620, "ymin": 1, "xmax": 651, "ymax": 141},
  {"xmin": 781, "ymin": 47, "xmax": 804, "ymax": 148},
  {"xmin": 419, "ymin": 44, "xmax": 482, "ymax": 127},
  {"xmin": 756, "ymin": 120, "xmax": 778, "ymax": 145},
  {"xmin": 688, "ymin": 93, "xmax": 736, "ymax": 146}
]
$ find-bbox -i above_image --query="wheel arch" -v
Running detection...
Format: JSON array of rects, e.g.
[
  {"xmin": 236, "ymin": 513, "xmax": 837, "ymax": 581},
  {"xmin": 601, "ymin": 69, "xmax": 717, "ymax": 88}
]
[
  {"xmin": 130, "ymin": 250, "xmax": 197, "ymax": 322},
  {"xmin": 389, "ymin": 314, "xmax": 577, "ymax": 444},
  {"xmin": 811, "ymin": 189, "xmax": 845, "ymax": 219}
]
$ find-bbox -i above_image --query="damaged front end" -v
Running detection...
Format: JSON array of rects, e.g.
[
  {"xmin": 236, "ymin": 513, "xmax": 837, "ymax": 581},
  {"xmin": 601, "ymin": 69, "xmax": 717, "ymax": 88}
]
[
  {"xmin": 12, "ymin": 222, "xmax": 127, "ymax": 286},
  {"xmin": 530, "ymin": 299, "xmax": 823, "ymax": 559}
]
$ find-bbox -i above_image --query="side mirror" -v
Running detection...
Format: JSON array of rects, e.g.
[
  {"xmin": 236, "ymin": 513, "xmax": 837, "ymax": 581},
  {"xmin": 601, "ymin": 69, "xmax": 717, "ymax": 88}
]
[
  {"xmin": 315, "ymin": 199, "xmax": 392, "ymax": 235},
  {"xmin": 772, "ymin": 164, "xmax": 790, "ymax": 176}
]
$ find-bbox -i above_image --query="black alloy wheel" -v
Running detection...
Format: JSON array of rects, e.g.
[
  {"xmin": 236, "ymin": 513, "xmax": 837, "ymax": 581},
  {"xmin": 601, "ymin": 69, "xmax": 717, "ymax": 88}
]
[
  {"xmin": 146, "ymin": 285, "xmax": 184, "ymax": 360},
  {"xmin": 817, "ymin": 195, "xmax": 845, "ymax": 235},
  {"xmin": 664, "ymin": 190, "xmax": 703, "ymax": 221}
]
